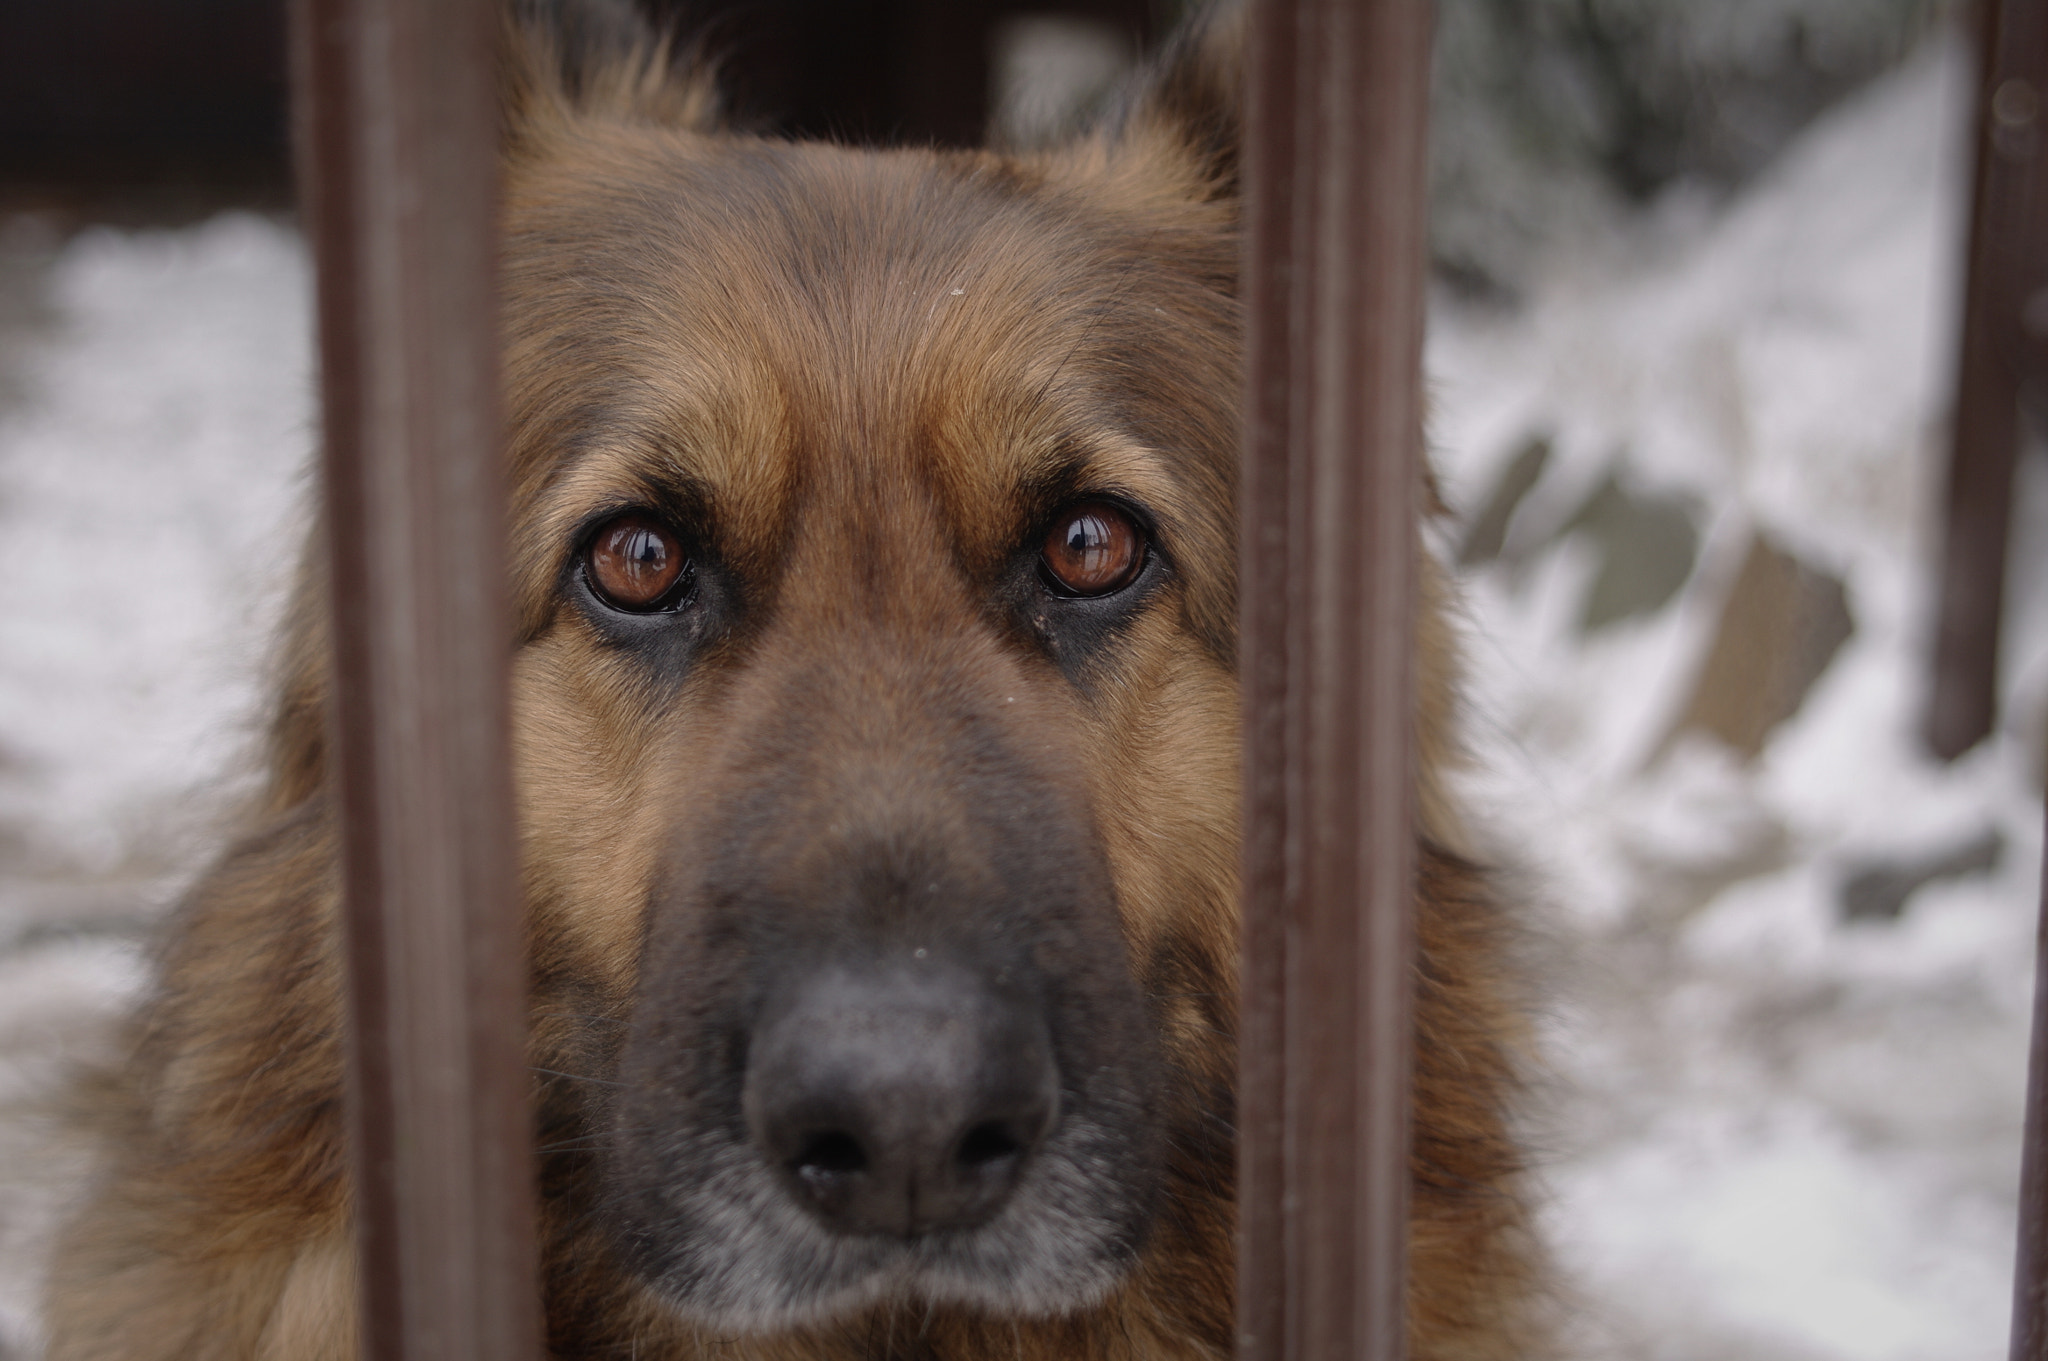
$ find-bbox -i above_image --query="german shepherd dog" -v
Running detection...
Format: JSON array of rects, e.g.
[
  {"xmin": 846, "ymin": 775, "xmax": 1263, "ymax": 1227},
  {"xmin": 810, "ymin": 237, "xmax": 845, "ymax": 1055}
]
[{"xmin": 43, "ymin": 3, "xmax": 1542, "ymax": 1356}]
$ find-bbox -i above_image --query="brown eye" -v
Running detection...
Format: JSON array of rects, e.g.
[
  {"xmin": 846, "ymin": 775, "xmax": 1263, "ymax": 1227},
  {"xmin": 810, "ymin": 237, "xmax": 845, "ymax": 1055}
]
[
  {"xmin": 1041, "ymin": 501, "xmax": 1144, "ymax": 597},
  {"xmin": 586, "ymin": 513, "xmax": 688, "ymax": 611}
]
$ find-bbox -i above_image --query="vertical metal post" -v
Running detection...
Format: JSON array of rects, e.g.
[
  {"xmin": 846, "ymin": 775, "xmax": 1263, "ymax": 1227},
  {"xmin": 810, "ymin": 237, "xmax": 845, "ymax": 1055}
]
[
  {"xmin": 1927, "ymin": 0, "xmax": 2048, "ymax": 761},
  {"xmin": 1239, "ymin": 0, "xmax": 1433, "ymax": 1357},
  {"xmin": 2015, "ymin": 799, "xmax": 2048, "ymax": 1359},
  {"xmin": 292, "ymin": 0, "xmax": 544, "ymax": 1358}
]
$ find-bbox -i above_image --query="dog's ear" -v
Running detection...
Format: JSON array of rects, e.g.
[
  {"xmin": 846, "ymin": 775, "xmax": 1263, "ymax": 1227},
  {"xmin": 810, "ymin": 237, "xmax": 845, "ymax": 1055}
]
[
  {"xmin": 1048, "ymin": 2, "xmax": 1245, "ymax": 208},
  {"xmin": 503, "ymin": 0, "xmax": 718, "ymax": 142}
]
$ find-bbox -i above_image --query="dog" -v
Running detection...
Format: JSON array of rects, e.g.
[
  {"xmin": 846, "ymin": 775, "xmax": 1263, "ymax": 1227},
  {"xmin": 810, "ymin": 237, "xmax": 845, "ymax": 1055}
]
[{"xmin": 42, "ymin": 3, "xmax": 1545, "ymax": 1356}]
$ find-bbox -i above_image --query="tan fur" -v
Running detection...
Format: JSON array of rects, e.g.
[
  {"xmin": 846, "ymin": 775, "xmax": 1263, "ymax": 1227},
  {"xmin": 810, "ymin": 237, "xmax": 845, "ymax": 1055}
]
[{"xmin": 44, "ymin": 7, "xmax": 1545, "ymax": 1357}]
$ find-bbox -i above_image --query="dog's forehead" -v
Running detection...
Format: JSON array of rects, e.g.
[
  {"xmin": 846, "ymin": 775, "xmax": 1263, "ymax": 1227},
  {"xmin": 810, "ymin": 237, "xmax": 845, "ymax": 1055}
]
[{"xmin": 501, "ymin": 133, "xmax": 1232, "ymax": 581}]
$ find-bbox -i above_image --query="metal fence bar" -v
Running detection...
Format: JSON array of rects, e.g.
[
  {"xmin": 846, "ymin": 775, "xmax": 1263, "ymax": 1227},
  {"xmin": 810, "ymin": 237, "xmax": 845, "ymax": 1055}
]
[
  {"xmin": 1239, "ymin": 0, "xmax": 1434, "ymax": 1356},
  {"xmin": 2015, "ymin": 796, "xmax": 2048, "ymax": 1358},
  {"xmin": 1927, "ymin": 0, "xmax": 2048, "ymax": 761},
  {"xmin": 1924, "ymin": 0, "xmax": 2048, "ymax": 1349},
  {"xmin": 291, "ymin": 0, "xmax": 543, "ymax": 1357}
]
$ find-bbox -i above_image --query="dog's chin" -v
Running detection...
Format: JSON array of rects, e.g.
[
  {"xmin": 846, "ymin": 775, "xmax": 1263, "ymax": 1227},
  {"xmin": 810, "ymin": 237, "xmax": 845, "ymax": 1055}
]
[{"xmin": 613, "ymin": 1116, "xmax": 1152, "ymax": 1334}]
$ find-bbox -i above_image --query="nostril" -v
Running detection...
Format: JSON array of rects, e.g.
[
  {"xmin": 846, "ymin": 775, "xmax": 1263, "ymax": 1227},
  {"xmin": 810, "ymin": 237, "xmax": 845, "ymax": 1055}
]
[
  {"xmin": 743, "ymin": 959, "xmax": 1060, "ymax": 1236},
  {"xmin": 794, "ymin": 1129, "xmax": 868, "ymax": 1178},
  {"xmin": 956, "ymin": 1120, "xmax": 1024, "ymax": 1169}
]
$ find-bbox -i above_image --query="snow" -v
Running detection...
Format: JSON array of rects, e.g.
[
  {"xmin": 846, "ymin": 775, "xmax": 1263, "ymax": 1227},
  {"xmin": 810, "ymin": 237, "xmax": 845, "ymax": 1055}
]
[
  {"xmin": 1431, "ymin": 32, "xmax": 2031, "ymax": 1361},
  {"xmin": 0, "ymin": 213, "xmax": 312, "ymax": 1356},
  {"xmin": 0, "ymin": 30, "xmax": 2029, "ymax": 1359},
  {"xmin": 0, "ymin": 214, "xmax": 310, "ymax": 892}
]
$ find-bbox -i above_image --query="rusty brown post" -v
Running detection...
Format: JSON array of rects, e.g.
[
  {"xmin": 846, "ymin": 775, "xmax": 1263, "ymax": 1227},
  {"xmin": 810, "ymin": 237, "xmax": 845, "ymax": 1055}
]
[
  {"xmin": 1239, "ymin": 0, "xmax": 1434, "ymax": 1356},
  {"xmin": 291, "ymin": 0, "xmax": 543, "ymax": 1357},
  {"xmin": 2016, "ymin": 799, "xmax": 2048, "ymax": 1359},
  {"xmin": 1928, "ymin": 0, "xmax": 2048, "ymax": 761}
]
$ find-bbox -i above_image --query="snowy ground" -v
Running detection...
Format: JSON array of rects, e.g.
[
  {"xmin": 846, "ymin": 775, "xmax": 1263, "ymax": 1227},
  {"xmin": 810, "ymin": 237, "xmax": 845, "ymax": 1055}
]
[
  {"xmin": 0, "ymin": 211, "xmax": 312, "ymax": 1357},
  {"xmin": 0, "ymin": 29, "xmax": 2029, "ymax": 1360},
  {"xmin": 1434, "ymin": 32, "xmax": 2030, "ymax": 1361}
]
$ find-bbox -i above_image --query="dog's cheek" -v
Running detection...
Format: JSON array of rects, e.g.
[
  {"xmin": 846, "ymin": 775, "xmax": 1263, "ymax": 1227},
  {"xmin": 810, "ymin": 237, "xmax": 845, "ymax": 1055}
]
[
  {"xmin": 1070, "ymin": 622, "xmax": 1239, "ymax": 1141},
  {"xmin": 1074, "ymin": 619, "xmax": 1239, "ymax": 972},
  {"xmin": 509, "ymin": 637, "xmax": 691, "ymax": 978}
]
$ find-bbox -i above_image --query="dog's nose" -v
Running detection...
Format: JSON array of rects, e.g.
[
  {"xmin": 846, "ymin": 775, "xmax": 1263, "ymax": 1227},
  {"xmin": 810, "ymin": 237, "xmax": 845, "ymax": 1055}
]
[{"xmin": 742, "ymin": 959, "xmax": 1059, "ymax": 1237}]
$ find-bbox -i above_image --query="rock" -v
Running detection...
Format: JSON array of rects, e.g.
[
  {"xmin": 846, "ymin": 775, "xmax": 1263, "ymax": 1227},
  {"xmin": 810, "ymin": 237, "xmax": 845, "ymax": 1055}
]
[
  {"xmin": 1838, "ymin": 828, "xmax": 2005, "ymax": 923},
  {"xmin": 1662, "ymin": 533, "xmax": 1853, "ymax": 759},
  {"xmin": 1565, "ymin": 473, "xmax": 1701, "ymax": 632},
  {"xmin": 1458, "ymin": 434, "xmax": 1552, "ymax": 567}
]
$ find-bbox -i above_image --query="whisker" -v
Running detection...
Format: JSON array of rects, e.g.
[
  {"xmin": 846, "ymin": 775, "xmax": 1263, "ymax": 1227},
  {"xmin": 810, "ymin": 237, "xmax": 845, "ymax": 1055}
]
[
  {"xmin": 1031, "ymin": 241, "xmax": 1149, "ymax": 410},
  {"xmin": 536, "ymin": 1136, "xmax": 608, "ymax": 1153},
  {"xmin": 532, "ymin": 1066, "xmax": 630, "ymax": 1089},
  {"xmin": 533, "ymin": 1010, "xmax": 630, "ymax": 1026}
]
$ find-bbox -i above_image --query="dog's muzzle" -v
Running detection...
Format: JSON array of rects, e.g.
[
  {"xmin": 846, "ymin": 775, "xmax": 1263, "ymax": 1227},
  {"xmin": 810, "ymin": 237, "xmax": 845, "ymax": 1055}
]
[{"xmin": 743, "ymin": 955, "xmax": 1060, "ymax": 1240}]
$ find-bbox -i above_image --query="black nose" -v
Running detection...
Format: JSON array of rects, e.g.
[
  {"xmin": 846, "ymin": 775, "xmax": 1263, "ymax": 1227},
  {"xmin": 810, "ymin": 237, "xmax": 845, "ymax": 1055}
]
[{"xmin": 742, "ymin": 958, "xmax": 1059, "ymax": 1238}]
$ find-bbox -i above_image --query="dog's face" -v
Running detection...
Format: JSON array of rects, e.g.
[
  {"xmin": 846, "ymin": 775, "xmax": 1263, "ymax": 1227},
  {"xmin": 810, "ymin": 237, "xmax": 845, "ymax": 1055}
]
[{"xmin": 492, "ymin": 28, "xmax": 1242, "ymax": 1334}]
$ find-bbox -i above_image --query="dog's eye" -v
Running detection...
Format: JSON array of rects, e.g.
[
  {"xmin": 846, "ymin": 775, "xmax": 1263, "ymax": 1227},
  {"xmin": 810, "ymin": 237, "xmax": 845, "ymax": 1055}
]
[
  {"xmin": 586, "ymin": 513, "xmax": 689, "ymax": 611},
  {"xmin": 1041, "ymin": 501, "xmax": 1144, "ymax": 597}
]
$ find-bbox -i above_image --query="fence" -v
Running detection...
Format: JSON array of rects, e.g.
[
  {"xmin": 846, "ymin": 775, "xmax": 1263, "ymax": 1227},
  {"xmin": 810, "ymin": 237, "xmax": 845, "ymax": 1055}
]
[
  {"xmin": 1943, "ymin": 2, "xmax": 2048, "ymax": 1355},
  {"xmin": 293, "ymin": 0, "xmax": 539, "ymax": 1354},
  {"xmin": 1238, "ymin": 0, "xmax": 1430, "ymax": 1355}
]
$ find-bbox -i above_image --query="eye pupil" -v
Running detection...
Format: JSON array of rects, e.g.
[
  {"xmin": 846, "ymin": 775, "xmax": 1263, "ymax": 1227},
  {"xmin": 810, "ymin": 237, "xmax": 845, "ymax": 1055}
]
[
  {"xmin": 587, "ymin": 513, "xmax": 688, "ymax": 610},
  {"xmin": 1041, "ymin": 501, "xmax": 1142, "ymax": 596}
]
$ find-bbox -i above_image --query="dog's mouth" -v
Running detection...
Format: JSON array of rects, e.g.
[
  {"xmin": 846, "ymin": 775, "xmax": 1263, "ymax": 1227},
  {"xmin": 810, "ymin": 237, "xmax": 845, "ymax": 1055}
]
[
  {"xmin": 602, "ymin": 949, "xmax": 1164, "ymax": 1332},
  {"xmin": 628, "ymin": 1117, "xmax": 1144, "ymax": 1331}
]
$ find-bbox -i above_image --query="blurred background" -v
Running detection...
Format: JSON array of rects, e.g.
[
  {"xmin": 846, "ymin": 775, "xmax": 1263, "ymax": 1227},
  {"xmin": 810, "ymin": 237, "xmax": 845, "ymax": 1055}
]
[{"xmin": 0, "ymin": 1, "xmax": 2023, "ymax": 1358}]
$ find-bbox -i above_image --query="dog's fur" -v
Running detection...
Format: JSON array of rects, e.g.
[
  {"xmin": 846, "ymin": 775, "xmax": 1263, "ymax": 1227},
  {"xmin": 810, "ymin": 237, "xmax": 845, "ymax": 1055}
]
[{"xmin": 43, "ymin": 5, "xmax": 1544, "ymax": 1357}]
